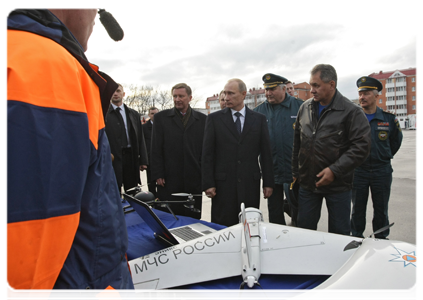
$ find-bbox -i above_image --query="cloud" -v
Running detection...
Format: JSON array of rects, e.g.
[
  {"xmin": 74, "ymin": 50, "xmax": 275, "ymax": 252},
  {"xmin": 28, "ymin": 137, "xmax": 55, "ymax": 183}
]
[
  {"xmin": 134, "ymin": 23, "xmax": 344, "ymax": 97},
  {"xmin": 376, "ymin": 38, "xmax": 416, "ymax": 70},
  {"xmin": 92, "ymin": 58, "xmax": 123, "ymax": 74}
]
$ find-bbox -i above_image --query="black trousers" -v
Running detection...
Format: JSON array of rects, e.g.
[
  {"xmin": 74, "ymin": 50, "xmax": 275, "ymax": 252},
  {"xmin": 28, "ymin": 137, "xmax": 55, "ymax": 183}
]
[
  {"xmin": 121, "ymin": 147, "xmax": 138, "ymax": 193},
  {"xmin": 146, "ymin": 168, "xmax": 157, "ymax": 197},
  {"xmin": 351, "ymin": 170, "xmax": 392, "ymax": 239}
]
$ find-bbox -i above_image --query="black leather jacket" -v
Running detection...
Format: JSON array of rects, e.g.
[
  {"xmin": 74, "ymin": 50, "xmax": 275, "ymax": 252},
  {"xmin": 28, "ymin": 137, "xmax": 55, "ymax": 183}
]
[{"xmin": 292, "ymin": 90, "xmax": 371, "ymax": 193}]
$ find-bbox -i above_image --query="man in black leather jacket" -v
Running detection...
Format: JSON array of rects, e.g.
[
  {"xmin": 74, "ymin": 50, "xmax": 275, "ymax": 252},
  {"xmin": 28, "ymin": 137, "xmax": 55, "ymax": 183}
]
[{"xmin": 292, "ymin": 64, "xmax": 371, "ymax": 235}]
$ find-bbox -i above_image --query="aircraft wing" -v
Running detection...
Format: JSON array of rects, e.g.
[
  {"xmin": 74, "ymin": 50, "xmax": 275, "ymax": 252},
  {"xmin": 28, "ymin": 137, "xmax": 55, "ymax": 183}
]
[
  {"xmin": 260, "ymin": 223, "xmax": 359, "ymax": 275},
  {"xmin": 129, "ymin": 224, "xmax": 243, "ymax": 289},
  {"xmin": 314, "ymin": 238, "xmax": 416, "ymax": 289},
  {"xmin": 128, "ymin": 221, "xmax": 360, "ymax": 289}
]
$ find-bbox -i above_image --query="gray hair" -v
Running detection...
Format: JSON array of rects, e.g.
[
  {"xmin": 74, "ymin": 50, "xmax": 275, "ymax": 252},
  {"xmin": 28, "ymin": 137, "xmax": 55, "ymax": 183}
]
[
  {"xmin": 311, "ymin": 64, "xmax": 337, "ymax": 86},
  {"xmin": 171, "ymin": 83, "xmax": 192, "ymax": 96}
]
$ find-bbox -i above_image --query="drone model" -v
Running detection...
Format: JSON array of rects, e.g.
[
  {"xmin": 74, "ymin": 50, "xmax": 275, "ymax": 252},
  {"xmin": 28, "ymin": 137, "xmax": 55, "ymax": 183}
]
[{"xmin": 128, "ymin": 203, "xmax": 416, "ymax": 290}]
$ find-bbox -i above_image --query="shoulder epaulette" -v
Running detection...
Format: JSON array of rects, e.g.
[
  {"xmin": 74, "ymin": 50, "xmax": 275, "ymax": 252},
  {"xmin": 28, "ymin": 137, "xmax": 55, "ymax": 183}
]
[{"xmin": 382, "ymin": 109, "xmax": 395, "ymax": 115}]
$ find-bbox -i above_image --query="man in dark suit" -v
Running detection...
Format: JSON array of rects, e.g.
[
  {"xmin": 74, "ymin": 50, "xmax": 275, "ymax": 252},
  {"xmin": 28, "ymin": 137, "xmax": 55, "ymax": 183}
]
[
  {"xmin": 150, "ymin": 83, "xmax": 206, "ymax": 219},
  {"xmin": 142, "ymin": 106, "xmax": 159, "ymax": 197},
  {"xmin": 202, "ymin": 78, "xmax": 275, "ymax": 226},
  {"xmin": 105, "ymin": 84, "xmax": 148, "ymax": 193}
]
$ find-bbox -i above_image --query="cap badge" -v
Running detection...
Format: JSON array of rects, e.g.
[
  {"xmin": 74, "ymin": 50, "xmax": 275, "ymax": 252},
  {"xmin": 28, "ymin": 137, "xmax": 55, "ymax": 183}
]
[{"xmin": 266, "ymin": 75, "xmax": 271, "ymax": 80}]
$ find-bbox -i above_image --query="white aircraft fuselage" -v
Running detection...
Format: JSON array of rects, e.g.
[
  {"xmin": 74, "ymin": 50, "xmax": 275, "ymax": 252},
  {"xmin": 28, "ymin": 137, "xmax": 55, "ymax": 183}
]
[{"xmin": 129, "ymin": 204, "xmax": 416, "ymax": 289}]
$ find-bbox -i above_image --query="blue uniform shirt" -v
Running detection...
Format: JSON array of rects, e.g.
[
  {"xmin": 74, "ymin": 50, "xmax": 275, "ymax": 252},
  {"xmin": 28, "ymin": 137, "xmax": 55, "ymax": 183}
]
[{"xmin": 357, "ymin": 107, "xmax": 403, "ymax": 172}]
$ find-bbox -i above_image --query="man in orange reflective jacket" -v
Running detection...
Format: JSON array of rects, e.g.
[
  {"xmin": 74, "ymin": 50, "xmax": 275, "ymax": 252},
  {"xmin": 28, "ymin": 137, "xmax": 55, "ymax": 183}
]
[{"xmin": 7, "ymin": 9, "xmax": 133, "ymax": 289}]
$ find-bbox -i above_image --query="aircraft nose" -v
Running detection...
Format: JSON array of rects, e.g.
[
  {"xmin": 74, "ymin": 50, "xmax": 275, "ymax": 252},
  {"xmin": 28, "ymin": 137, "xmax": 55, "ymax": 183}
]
[{"xmin": 247, "ymin": 276, "xmax": 256, "ymax": 288}]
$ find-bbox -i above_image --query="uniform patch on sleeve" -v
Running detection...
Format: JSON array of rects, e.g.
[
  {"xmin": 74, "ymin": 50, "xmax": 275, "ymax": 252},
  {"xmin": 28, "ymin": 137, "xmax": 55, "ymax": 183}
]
[{"xmin": 394, "ymin": 118, "xmax": 402, "ymax": 132}]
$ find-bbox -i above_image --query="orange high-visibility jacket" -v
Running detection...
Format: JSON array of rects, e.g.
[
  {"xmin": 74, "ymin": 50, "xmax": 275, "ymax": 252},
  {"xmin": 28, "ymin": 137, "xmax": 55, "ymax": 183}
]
[{"xmin": 7, "ymin": 9, "xmax": 132, "ymax": 289}]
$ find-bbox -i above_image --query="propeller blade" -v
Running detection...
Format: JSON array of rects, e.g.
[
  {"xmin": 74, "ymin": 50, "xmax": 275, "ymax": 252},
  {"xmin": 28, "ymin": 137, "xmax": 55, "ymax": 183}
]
[
  {"xmin": 126, "ymin": 186, "xmax": 140, "ymax": 192},
  {"xmin": 368, "ymin": 222, "xmax": 395, "ymax": 238},
  {"xmin": 343, "ymin": 240, "xmax": 362, "ymax": 251},
  {"xmin": 171, "ymin": 193, "xmax": 202, "ymax": 197}
]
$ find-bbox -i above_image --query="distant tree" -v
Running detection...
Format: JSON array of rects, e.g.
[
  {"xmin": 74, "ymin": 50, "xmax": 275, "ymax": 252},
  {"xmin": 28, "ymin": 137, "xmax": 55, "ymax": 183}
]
[
  {"xmin": 155, "ymin": 89, "xmax": 173, "ymax": 111},
  {"xmin": 121, "ymin": 84, "xmax": 203, "ymax": 114},
  {"xmin": 123, "ymin": 84, "xmax": 155, "ymax": 115},
  {"xmin": 190, "ymin": 88, "xmax": 201, "ymax": 108}
]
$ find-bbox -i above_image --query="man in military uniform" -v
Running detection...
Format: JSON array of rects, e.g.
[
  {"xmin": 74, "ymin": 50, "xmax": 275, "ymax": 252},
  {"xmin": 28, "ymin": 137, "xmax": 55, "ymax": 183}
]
[
  {"xmin": 351, "ymin": 76, "xmax": 403, "ymax": 239},
  {"xmin": 254, "ymin": 73, "xmax": 303, "ymax": 225}
]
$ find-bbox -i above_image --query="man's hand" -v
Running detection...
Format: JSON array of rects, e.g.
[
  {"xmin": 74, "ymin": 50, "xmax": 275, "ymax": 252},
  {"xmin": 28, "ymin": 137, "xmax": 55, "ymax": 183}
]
[
  {"xmin": 263, "ymin": 187, "xmax": 273, "ymax": 199},
  {"xmin": 156, "ymin": 178, "xmax": 165, "ymax": 187},
  {"xmin": 205, "ymin": 187, "xmax": 216, "ymax": 198},
  {"xmin": 140, "ymin": 165, "xmax": 147, "ymax": 171},
  {"xmin": 316, "ymin": 167, "xmax": 335, "ymax": 187}
]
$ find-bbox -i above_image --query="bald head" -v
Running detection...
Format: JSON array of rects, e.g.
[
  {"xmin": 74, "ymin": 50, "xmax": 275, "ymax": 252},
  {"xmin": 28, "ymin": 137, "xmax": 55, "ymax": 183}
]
[{"xmin": 49, "ymin": 9, "xmax": 97, "ymax": 52}]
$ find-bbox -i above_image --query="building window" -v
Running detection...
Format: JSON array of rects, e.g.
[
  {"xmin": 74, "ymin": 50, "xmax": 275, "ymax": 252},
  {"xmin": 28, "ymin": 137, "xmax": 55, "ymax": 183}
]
[
  {"xmin": 412, "ymin": 87, "xmax": 415, "ymax": 92},
  {"xmin": 412, "ymin": 77, "xmax": 415, "ymax": 82},
  {"xmin": 379, "ymin": 99, "xmax": 382, "ymax": 104},
  {"xmin": 413, "ymin": 96, "xmax": 416, "ymax": 101},
  {"xmin": 413, "ymin": 105, "xmax": 416, "ymax": 110}
]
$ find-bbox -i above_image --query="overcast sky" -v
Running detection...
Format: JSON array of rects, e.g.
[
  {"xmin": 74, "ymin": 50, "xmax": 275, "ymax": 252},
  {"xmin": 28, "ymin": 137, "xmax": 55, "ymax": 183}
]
[{"xmin": 4, "ymin": 0, "xmax": 418, "ymax": 106}]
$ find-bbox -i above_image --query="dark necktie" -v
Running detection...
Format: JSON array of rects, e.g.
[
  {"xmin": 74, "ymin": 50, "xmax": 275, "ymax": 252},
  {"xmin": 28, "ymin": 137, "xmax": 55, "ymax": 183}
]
[
  {"xmin": 116, "ymin": 107, "xmax": 128, "ymax": 147},
  {"xmin": 234, "ymin": 112, "xmax": 242, "ymax": 135}
]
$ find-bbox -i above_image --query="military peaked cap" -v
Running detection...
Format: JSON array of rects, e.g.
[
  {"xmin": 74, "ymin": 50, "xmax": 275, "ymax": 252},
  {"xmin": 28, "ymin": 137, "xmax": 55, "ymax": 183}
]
[
  {"xmin": 357, "ymin": 76, "xmax": 383, "ymax": 92},
  {"xmin": 262, "ymin": 73, "xmax": 289, "ymax": 88}
]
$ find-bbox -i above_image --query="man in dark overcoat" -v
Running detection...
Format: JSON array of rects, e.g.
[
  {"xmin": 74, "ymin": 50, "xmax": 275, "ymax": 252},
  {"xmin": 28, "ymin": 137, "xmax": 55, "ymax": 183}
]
[
  {"xmin": 202, "ymin": 78, "xmax": 275, "ymax": 226},
  {"xmin": 254, "ymin": 74, "xmax": 304, "ymax": 226},
  {"xmin": 105, "ymin": 84, "xmax": 148, "ymax": 193},
  {"xmin": 150, "ymin": 83, "xmax": 206, "ymax": 219},
  {"xmin": 142, "ymin": 106, "xmax": 159, "ymax": 197}
]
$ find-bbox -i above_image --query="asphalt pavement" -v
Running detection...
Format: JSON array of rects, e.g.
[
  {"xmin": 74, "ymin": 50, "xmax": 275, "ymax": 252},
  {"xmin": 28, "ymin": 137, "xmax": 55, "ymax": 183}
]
[{"xmin": 141, "ymin": 130, "xmax": 417, "ymax": 244}]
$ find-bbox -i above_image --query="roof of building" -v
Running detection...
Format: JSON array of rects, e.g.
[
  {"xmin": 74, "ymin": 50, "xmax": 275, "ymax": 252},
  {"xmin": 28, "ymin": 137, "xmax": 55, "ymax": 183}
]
[
  {"xmin": 206, "ymin": 94, "xmax": 219, "ymax": 102},
  {"xmin": 249, "ymin": 87, "xmax": 265, "ymax": 95},
  {"xmin": 369, "ymin": 68, "xmax": 416, "ymax": 80},
  {"xmin": 293, "ymin": 82, "xmax": 311, "ymax": 90}
]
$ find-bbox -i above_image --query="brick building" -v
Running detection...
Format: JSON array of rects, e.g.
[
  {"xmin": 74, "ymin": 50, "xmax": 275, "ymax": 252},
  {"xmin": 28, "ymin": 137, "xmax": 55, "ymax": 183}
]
[
  {"xmin": 291, "ymin": 82, "xmax": 311, "ymax": 101},
  {"xmin": 369, "ymin": 68, "xmax": 416, "ymax": 128}
]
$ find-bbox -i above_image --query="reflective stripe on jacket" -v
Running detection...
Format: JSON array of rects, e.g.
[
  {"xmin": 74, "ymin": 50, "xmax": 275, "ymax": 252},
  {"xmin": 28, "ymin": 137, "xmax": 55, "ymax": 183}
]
[{"xmin": 8, "ymin": 10, "xmax": 130, "ymax": 289}]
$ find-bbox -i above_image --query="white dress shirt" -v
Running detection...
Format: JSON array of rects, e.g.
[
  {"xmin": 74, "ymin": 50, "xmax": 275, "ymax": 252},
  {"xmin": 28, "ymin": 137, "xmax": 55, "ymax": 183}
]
[{"xmin": 230, "ymin": 105, "xmax": 246, "ymax": 132}]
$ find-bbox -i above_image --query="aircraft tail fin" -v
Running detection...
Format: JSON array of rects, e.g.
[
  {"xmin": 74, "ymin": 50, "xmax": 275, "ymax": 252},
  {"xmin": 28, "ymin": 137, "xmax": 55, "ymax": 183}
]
[{"xmin": 240, "ymin": 203, "xmax": 252, "ymax": 268}]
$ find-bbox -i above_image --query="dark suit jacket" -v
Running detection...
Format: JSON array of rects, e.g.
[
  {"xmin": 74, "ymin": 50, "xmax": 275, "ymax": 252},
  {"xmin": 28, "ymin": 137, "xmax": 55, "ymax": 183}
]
[
  {"xmin": 150, "ymin": 107, "xmax": 206, "ymax": 216},
  {"xmin": 142, "ymin": 119, "xmax": 153, "ymax": 159},
  {"xmin": 105, "ymin": 104, "xmax": 148, "ymax": 189},
  {"xmin": 202, "ymin": 106, "xmax": 274, "ymax": 226}
]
